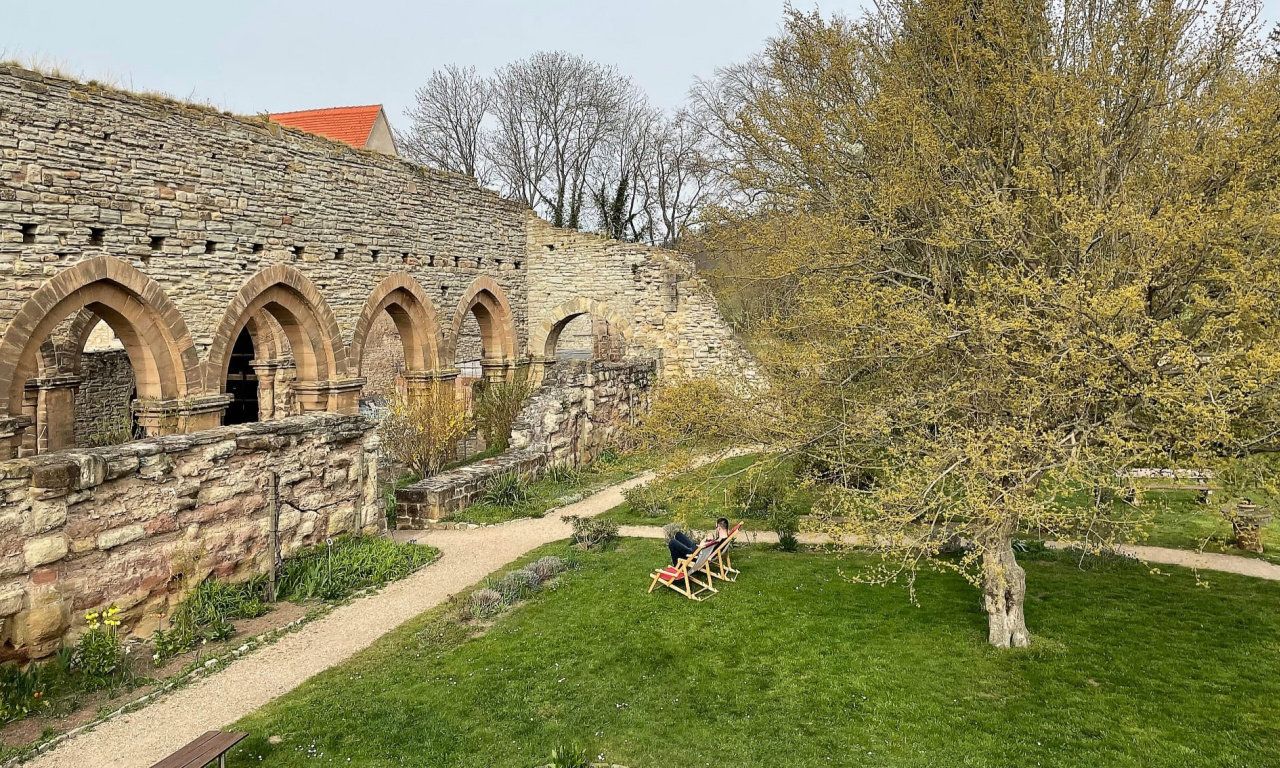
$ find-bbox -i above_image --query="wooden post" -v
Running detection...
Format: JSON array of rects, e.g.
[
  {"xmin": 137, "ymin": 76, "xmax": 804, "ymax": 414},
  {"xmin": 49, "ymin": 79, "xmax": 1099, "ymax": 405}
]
[{"xmin": 266, "ymin": 471, "xmax": 280, "ymax": 602}]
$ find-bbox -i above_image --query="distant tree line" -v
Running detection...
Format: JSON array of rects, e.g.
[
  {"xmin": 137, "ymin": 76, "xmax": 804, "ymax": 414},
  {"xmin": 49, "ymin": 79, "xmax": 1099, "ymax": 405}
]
[{"xmin": 400, "ymin": 52, "xmax": 718, "ymax": 245}]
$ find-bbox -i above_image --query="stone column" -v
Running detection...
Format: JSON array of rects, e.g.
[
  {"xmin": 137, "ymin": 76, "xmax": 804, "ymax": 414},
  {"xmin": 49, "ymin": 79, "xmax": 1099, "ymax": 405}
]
[
  {"xmin": 35, "ymin": 375, "xmax": 81, "ymax": 453},
  {"xmin": 19, "ymin": 382, "xmax": 39, "ymax": 457},
  {"xmin": 274, "ymin": 360, "xmax": 297, "ymax": 416},
  {"xmin": 481, "ymin": 360, "xmax": 510, "ymax": 383},
  {"xmin": 0, "ymin": 414, "xmax": 33, "ymax": 460},
  {"xmin": 292, "ymin": 382, "xmax": 330, "ymax": 414},
  {"xmin": 250, "ymin": 360, "xmax": 281, "ymax": 420},
  {"xmin": 326, "ymin": 378, "xmax": 368, "ymax": 415}
]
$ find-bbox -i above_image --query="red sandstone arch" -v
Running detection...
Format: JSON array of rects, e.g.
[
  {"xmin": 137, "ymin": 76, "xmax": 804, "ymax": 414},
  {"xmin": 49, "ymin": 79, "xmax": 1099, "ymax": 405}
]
[
  {"xmin": 244, "ymin": 310, "xmax": 291, "ymax": 362},
  {"xmin": 204, "ymin": 265, "xmax": 348, "ymax": 392},
  {"xmin": 350, "ymin": 273, "xmax": 446, "ymax": 374},
  {"xmin": 448, "ymin": 276, "xmax": 517, "ymax": 364},
  {"xmin": 0, "ymin": 257, "xmax": 200, "ymax": 415}
]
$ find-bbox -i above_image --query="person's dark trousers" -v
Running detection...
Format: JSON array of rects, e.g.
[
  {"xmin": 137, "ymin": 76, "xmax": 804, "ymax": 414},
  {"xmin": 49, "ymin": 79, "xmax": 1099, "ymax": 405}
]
[{"xmin": 668, "ymin": 531, "xmax": 697, "ymax": 566}]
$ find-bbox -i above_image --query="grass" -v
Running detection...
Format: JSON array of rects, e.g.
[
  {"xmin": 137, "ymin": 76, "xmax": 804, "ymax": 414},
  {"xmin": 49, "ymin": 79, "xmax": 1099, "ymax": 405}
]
[
  {"xmin": 226, "ymin": 540, "xmax": 1280, "ymax": 767},
  {"xmin": 447, "ymin": 451, "xmax": 656, "ymax": 525},
  {"xmin": 1135, "ymin": 489, "xmax": 1280, "ymax": 564},
  {"xmin": 598, "ymin": 452, "xmax": 813, "ymax": 531}
]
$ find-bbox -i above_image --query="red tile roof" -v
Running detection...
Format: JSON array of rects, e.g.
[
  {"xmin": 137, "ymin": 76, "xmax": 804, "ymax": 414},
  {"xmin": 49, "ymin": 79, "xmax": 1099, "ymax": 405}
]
[{"xmin": 268, "ymin": 105, "xmax": 383, "ymax": 147}]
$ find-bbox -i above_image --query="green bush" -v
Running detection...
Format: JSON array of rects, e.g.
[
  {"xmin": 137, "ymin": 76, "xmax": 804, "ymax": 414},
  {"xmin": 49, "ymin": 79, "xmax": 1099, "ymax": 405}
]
[
  {"xmin": 731, "ymin": 472, "xmax": 790, "ymax": 519},
  {"xmin": 276, "ymin": 536, "xmax": 438, "ymax": 603},
  {"xmin": 468, "ymin": 588, "xmax": 504, "ymax": 619},
  {"xmin": 541, "ymin": 462, "xmax": 584, "ymax": 487},
  {"xmin": 565, "ymin": 515, "xmax": 619, "ymax": 550},
  {"xmin": 480, "ymin": 471, "xmax": 536, "ymax": 509},
  {"xmin": 770, "ymin": 507, "xmax": 800, "ymax": 552},
  {"xmin": 530, "ymin": 555, "xmax": 566, "ymax": 581},
  {"xmin": 495, "ymin": 569, "xmax": 539, "ymax": 603}
]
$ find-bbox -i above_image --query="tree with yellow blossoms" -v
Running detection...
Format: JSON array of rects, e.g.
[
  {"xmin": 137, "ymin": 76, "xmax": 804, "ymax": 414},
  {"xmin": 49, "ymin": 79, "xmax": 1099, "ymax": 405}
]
[{"xmin": 694, "ymin": 0, "xmax": 1280, "ymax": 646}]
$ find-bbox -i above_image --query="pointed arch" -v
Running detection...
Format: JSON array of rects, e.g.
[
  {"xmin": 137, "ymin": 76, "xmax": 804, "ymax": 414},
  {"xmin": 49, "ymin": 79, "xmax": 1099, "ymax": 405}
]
[
  {"xmin": 351, "ymin": 273, "xmax": 446, "ymax": 374},
  {"xmin": 529, "ymin": 297, "xmax": 632, "ymax": 360},
  {"xmin": 448, "ymin": 276, "xmax": 517, "ymax": 364},
  {"xmin": 0, "ymin": 257, "xmax": 200, "ymax": 415},
  {"xmin": 204, "ymin": 265, "xmax": 348, "ymax": 393}
]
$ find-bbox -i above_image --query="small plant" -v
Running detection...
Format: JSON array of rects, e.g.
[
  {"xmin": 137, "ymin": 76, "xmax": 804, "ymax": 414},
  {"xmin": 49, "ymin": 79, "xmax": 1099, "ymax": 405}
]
[
  {"xmin": 468, "ymin": 588, "xmax": 504, "ymax": 619},
  {"xmin": 565, "ymin": 515, "xmax": 619, "ymax": 550},
  {"xmin": 379, "ymin": 382, "xmax": 472, "ymax": 477},
  {"xmin": 530, "ymin": 555, "xmax": 565, "ymax": 581},
  {"xmin": 276, "ymin": 536, "xmax": 438, "ymax": 603},
  {"xmin": 770, "ymin": 507, "xmax": 800, "ymax": 552},
  {"xmin": 541, "ymin": 462, "xmax": 584, "ymax": 487},
  {"xmin": 496, "ymin": 569, "xmax": 539, "ymax": 603},
  {"xmin": 480, "ymin": 471, "xmax": 536, "ymax": 509},
  {"xmin": 151, "ymin": 576, "xmax": 269, "ymax": 664},
  {"xmin": 623, "ymin": 484, "xmax": 671, "ymax": 517},
  {"xmin": 73, "ymin": 606, "xmax": 127, "ymax": 690},
  {"xmin": 590, "ymin": 445, "xmax": 622, "ymax": 470},
  {"xmin": 547, "ymin": 743, "xmax": 591, "ymax": 768}
]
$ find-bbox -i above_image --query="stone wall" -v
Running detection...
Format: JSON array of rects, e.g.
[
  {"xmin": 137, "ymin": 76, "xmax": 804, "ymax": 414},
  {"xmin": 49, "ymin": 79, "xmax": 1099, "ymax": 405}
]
[
  {"xmin": 73, "ymin": 350, "xmax": 136, "ymax": 447},
  {"xmin": 396, "ymin": 359, "xmax": 654, "ymax": 525},
  {"xmin": 524, "ymin": 216, "xmax": 758, "ymax": 383},
  {"xmin": 0, "ymin": 64, "xmax": 529, "ymax": 395},
  {"xmin": 357, "ymin": 313, "xmax": 406, "ymax": 401},
  {"xmin": 0, "ymin": 413, "xmax": 379, "ymax": 660}
]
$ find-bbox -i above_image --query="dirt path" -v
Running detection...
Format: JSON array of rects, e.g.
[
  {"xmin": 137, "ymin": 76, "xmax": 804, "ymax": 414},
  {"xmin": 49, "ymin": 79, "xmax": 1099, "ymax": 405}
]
[{"xmin": 27, "ymin": 473, "xmax": 654, "ymax": 768}]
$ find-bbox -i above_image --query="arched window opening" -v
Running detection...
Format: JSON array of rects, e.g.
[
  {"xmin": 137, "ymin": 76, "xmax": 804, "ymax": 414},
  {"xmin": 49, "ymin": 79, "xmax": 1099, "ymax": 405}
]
[{"xmin": 224, "ymin": 328, "xmax": 259, "ymax": 425}]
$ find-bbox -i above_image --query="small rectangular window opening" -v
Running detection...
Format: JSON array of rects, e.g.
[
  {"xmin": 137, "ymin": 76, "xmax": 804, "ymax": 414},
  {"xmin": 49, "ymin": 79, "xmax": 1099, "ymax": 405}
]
[
  {"xmin": 291, "ymin": 245, "xmax": 304, "ymax": 260},
  {"xmin": 21, "ymin": 224, "xmax": 36, "ymax": 244},
  {"xmin": 371, "ymin": 249, "xmax": 381, "ymax": 261},
  {"xmin": 452, "ymin": 255, "xmax": 460, "ymax": 267},
  {"xmin": 335, "ymin": 247, "xmax": 345, "ymax": 261},
  {"xmin": 252, "ymin": 243, "xmax": 264, "ymax": 254},
  {"xmin": 89, "ymin": 228, "xmax": 105, "ymax": 246},
  {"xmin": 149, "ymin": 236, "xmax": 165, "ymax": 251},
  {"xmin": 401, "ymin": 252, "xmax": 409, "ymax": 263},
  {"xmin": 514, "ymin": 260, "xmax": 522, "ymax": 270},
  {"xmin": 427, "ymin": 255, "xmax": 435, "ymax": 267},
  {"xmin": 205, "ymin": 240, "xmax": 217, "ymax": 254}
]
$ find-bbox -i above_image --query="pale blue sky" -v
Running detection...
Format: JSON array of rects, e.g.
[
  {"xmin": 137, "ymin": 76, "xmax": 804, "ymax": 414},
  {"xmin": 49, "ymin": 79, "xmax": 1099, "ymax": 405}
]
[{"xmin": 5, "ymin": 1, "xmax": 1280, "ymax": 130}]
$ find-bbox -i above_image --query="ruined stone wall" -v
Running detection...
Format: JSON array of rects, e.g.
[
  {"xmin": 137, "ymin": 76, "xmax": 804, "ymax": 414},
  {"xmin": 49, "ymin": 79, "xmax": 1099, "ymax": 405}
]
[
  {"xmin": 358, "ymin": 314, "xmax": 406, "ymax": 401},
  {"xmin": 397, "ymin": 359, "xmax": 653, "ymax": 525},
  {"xmin": 0, "ymin": 413, "xmax": 379, "ymax": 659},
  {"xmin": 73, "ymin": 349, "xmax": 136, "ymax": 447},
  {"xmin": 525, "ymin": 216, "xmax": 757, "ymax": 383},
  {"xmin": 0, "ymin": 65, "xmax": 529, "ymax": 380}
]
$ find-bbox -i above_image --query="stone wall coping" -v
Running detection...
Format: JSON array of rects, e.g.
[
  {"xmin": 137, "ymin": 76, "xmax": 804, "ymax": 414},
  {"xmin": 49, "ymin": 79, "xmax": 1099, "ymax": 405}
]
[
  {"xmin": 404, "ymin": 449, "xmax": 544, "ymax": 494},
  {"xmin": 0, "ymin": 413, "xmax": 372, "ymax": 490}
]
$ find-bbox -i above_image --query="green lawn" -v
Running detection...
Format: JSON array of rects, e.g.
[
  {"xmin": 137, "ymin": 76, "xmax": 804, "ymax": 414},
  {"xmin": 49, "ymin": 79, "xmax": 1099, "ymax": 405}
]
[
  {"xmin": 598, "ymin": 452, "xmax": 812, "ymax": 531},
  {"xmin": 1135, "ymin": 489, "xmax": 1280, "ymax": 564},
  {"xmin": 227, "ymin": 541, "xmax": 1280, "ymax": 767}
]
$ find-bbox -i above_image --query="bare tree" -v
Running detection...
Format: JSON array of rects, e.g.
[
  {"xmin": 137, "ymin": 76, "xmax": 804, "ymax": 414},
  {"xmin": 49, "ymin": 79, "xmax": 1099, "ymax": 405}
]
[
  {"xmin": 402, "ymin": 64, "xmax": 491, "ymax": 180},
  {"xmin": 593, "ymin": 93, "xmax": 661, "ymax": 242},
  {"xmin": 645, "ymin": 109, "xmax": 719, "ymax": 244}
]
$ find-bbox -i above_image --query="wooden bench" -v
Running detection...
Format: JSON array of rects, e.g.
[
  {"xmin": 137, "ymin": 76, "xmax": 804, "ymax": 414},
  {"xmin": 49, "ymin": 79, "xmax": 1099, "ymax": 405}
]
[{"xmin": 150, "ymin": 731, "xmax": 248, "ymax": 768}]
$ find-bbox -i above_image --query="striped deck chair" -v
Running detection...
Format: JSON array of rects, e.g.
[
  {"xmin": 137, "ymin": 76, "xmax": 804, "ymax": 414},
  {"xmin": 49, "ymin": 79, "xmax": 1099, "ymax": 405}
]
[
  {"xmin": 706, "ymin": 522, "xmax": 743, "ymax": 582},
  {"xmin": 648, "ymin": 541, "xmax": 719, "ymax": 600}
]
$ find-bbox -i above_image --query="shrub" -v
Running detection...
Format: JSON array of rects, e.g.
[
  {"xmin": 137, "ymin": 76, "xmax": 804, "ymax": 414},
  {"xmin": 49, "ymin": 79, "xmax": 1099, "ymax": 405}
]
[
  {"xmin": 623, "ymin": 484, "xmax": 671, "ymax": 517},
  {"xmin": 731, "ymin": 472, "xmax": 790, "ymax": 519},
  {"xmin": 473, "ymin": 371, "xmax": 534, "ymax": 452},
  {"xmin": 480, "ymin": 471, "xmax": 536, "ymax": 509},
  {"xmin": 468, "ymin": 588, "xmax": 503, "ymax": 619},
  {"xmin": 496, "ymin": 569, "xmax": 539, "ymax": 603},
  {"xmin": 530, "ymin": 555, "xmax": 565, "ymax": 581},
  {"xmin": 770, "ymin": 507, "xmax": 800, "ymax": 552},
  {"xmin": 379, "ymin": 382, "xmax": 471, "ymax": 477},
  {"xmin": 565, "ymin": 515, "xmax": 619, "ymax": 550},
  {"xmin": 276, "ymin": 536, "xmax": 438, "ymax": 603},
  {"xmin": 547, "ymin": 744, "xmax": 591, "ymax": 768},
  {"xmin": 590, "ymin": 446, "xmax": 622, "ymax": 470}
]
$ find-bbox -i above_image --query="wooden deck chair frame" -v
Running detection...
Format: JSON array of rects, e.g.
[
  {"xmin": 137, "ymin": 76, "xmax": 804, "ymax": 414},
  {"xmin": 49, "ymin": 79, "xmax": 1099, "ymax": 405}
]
[
  {"xmin": 648, "ymin": 542, "xmax": 719, "ymax": 600},
  {"xmin": 707, "ymin": 522, "xmax": 743, "ymax": 582}
]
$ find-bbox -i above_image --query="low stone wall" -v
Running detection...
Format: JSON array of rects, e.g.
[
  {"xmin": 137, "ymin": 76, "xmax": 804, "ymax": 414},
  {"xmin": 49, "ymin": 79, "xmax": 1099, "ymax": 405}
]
[
  {"xmin": 73, "ymin": 349, "xmax": 136, "ymax": 448},
  {"xmin": 0, "ymin": 413, "xmax": 380, "ymax": 660},
  {"xmin": 395, "ymin": 450, "xmax": 544, "ymax": 528},
  {"xmin": 395, "ymin": 359, "xmax": 654, "ymax": 525}
]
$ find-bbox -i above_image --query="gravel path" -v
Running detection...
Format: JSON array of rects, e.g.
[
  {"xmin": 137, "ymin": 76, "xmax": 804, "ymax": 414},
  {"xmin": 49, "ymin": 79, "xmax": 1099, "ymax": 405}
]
[{"xmin": 28, "ymin": 473, "xmax": 654, "ymax": 768}]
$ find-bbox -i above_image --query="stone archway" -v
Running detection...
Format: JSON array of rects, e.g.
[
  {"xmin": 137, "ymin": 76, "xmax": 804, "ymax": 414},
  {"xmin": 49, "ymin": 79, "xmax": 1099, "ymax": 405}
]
[
  {"xmin": 351, "ymin": 273, "xmax": 447, "ymax": 379},
  {"xmin": 529, "ymin": 297, "xmax": 631, "ymax": 362},
  {"xmin": 449, "ymin": 276, "xmax": 518, "ymax": 381},
  {"xmin": 205, "ymin": 265, "xmax": 360, "ymax": 415},
  {"xmin": 0, "ymin": 257, "xmax": 203, "ymax": 456}
]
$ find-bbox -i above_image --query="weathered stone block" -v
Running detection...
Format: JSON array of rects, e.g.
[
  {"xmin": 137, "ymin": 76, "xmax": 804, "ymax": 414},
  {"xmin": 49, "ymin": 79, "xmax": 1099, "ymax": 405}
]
[
  {"xmin": 24, "ymin": 533, "xmax": 69, "ymax": 569},
  {"xmin": 97, "ymin": 523, "xmax": 145, "ymax": 550},
  {"xmin": 0, "ymin": 580, "xmax": 25, "ymax": 616}
]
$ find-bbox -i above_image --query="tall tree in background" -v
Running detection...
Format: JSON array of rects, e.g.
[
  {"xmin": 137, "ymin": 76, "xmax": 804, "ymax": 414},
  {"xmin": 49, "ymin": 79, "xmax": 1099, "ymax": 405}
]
[
  {"xmin": 702, "ymin": 1, "xmax": 1280, "ymax": 646},
  {"xmin": 401, "ymin": 64, "xmax": 491, "ymax": 181}
]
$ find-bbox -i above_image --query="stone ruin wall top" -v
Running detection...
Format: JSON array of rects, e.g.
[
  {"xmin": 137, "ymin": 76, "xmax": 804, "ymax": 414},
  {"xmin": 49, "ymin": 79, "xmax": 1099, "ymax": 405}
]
[{"xmin": 0, "ymin": 65, "xmax": 530, "ymax": 370}]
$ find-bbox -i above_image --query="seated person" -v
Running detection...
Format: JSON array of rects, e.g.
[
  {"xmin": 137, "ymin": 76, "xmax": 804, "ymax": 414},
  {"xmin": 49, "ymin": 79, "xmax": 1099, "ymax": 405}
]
[{"xmin": 667, "ymin": 517, "xmax": 731, "ymax": 566}]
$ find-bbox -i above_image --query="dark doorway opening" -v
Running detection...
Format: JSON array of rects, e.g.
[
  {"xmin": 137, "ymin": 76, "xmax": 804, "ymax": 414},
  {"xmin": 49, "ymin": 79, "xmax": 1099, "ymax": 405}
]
[{"xmin": 224, "ymin": 328, "xmax": 259, "ymax": 425}]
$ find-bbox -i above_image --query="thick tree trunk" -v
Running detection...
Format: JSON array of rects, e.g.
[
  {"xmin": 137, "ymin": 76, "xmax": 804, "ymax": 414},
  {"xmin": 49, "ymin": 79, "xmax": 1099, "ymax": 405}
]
[{"xmin": 981, "ymin": 539, "xmax": 1030, "ymax": 648}]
